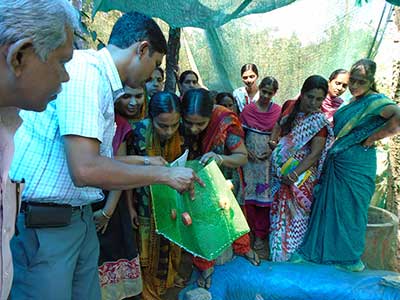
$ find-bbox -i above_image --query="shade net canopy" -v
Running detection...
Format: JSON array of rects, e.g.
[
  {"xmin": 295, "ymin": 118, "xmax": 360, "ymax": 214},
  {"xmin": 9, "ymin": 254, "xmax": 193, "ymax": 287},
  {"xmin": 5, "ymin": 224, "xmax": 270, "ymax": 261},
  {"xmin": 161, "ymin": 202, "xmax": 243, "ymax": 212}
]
[
  {"xmin": 91, "ymin": 0, "xmax": 393, "ymax": 103},
  {"xmin": 93, "ymin": 0, "xmax": 297, "ymax": 28}
]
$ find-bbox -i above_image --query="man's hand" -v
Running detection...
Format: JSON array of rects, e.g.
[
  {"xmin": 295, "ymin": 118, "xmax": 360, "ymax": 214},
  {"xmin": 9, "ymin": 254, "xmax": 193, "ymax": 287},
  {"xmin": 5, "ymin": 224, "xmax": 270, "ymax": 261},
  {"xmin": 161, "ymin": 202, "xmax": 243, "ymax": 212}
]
[
  {"xmin": 148, "ymin": 156, "xmax": 168, "ymax": 166},
  {"xmin": 166, "ymin": 167, "xmax": 205, "ymax": 199}
]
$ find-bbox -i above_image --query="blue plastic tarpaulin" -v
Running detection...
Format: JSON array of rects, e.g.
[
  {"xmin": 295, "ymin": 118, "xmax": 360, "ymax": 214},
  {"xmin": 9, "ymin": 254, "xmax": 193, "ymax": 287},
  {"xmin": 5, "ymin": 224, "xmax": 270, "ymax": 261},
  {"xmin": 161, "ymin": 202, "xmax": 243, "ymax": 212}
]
[{"xmin": 180, "ymin": 257, "xmax": 400, "ymax": 300}]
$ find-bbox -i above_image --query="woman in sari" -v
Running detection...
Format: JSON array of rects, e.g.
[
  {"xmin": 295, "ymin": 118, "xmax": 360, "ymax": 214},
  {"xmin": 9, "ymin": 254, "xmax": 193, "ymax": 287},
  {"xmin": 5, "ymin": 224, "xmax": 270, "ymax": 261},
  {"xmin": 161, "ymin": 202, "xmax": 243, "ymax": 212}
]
[
  {"xmin": 240, "ymin": 76, "xmax": 281, "ymax": 259},
  {"xmin": 145, "ymin": 67, "xmax": 164, "ymax": 98},
  {"xmin": 233, "ymin": 63, "xmax": 260, "ymax": 112},
  {"xmin": 127, "ymin": 91, "xmax": 185, "ymax": 299},
  {"xmin": 116, "ymin": 85, "xmax": 147, "ymax": 125},
  {"xmin": 216, "ymin": 92, "xmax": 239, "ymax": 114},
  {"xmin": 181, "ymin": 88, "xmax": 260, "ymax": 289},
  {"xmin": 93, "ymin": 88, "xmax": 166, "ymax": 300},
  {"xmin": 298, "ymin": 59, "xmax": 400, "ymax": 271},
  {"xmin": 178, "ymin": 70, "xmax": 200, "ymax": 96},
  {"xmin": 321, "ymin": 69, "xmax": 349, "ymax": 122},
  {"xmin": 269, "ymin": 75, "xmax": 334, "ymax": 262}
]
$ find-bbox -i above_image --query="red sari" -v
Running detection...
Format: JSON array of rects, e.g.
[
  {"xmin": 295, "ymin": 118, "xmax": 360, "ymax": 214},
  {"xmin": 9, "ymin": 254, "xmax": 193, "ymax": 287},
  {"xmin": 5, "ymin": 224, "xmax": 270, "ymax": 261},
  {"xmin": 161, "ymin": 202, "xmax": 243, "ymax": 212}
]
[{"xmin": 190, "ymin": 105, "xmax": 251, "ymax": 271}]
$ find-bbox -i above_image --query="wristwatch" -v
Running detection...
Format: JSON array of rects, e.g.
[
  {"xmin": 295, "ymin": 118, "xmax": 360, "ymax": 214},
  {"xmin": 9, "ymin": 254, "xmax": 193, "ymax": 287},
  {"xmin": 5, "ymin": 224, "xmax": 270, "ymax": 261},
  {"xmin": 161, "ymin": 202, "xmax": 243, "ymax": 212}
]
[{"xmin": 143, "ymin": 156, "xmax": 150, "ymax": 165}]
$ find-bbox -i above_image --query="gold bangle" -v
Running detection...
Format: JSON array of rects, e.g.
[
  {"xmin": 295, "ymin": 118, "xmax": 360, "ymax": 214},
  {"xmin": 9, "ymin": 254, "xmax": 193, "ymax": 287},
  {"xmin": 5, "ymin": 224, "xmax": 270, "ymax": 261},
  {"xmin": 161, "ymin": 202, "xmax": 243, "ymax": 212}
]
[
  {"xmin": 268, "ymin": 140, "xmax": 277, "ymax": 148},
  {"xmin": 101, "ymin": 209, "xmax": 112, "ymax": 220}
]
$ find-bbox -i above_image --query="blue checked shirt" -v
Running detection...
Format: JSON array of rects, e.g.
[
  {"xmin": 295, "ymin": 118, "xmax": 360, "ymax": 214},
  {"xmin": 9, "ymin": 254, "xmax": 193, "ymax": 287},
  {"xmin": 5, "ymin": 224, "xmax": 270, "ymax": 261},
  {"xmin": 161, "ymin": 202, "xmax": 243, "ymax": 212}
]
[{"xmin": 10, "ymin": 48, "xmax": 124, "ymax": 206}]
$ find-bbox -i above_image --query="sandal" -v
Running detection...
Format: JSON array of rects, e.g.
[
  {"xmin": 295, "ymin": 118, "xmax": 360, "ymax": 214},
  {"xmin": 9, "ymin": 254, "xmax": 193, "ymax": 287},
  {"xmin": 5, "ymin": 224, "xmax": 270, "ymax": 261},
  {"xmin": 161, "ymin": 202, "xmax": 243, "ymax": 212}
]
[
  {"xmin": 174, "ymin": 275, "xmax": 187, "ymax": 288},
  {"xmin": 197, "ymin": 267, "xmax": 214, "ymax": 289},
  {"xmin": 241, "ymin": 249, "xmax": 261, "ymax": 266}
]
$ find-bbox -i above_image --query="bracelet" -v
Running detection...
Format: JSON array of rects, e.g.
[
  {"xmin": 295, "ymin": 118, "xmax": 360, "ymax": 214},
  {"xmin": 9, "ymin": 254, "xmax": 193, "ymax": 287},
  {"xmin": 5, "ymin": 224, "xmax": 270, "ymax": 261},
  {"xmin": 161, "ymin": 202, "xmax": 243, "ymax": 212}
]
[
  {"xmin": 268, "ymin": 140, "xmax": 277, "ymax": 148},
  {"xmin": 101, "ymin": 209, "xmax": 112, "ymax": 220}
]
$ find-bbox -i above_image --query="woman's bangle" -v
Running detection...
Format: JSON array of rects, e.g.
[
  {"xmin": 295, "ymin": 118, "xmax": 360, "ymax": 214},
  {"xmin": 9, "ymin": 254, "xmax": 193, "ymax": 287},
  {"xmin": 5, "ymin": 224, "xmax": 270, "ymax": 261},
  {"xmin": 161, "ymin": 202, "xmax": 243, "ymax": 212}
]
[
  {"xmin": 101, "ymin": 209, "xmax": 112, "ymax": 220},
  {"xmin": 268, "ymin": 140, "xmax": 277, "ymax": 148}
]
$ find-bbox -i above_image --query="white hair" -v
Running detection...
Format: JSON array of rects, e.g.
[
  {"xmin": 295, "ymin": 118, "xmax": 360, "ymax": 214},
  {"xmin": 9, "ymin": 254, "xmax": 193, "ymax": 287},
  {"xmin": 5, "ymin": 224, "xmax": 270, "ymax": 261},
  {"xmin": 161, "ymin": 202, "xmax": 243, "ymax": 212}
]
[{"xmin": 0, "ymin": 0, "xmax": 80, "ymax": 60}]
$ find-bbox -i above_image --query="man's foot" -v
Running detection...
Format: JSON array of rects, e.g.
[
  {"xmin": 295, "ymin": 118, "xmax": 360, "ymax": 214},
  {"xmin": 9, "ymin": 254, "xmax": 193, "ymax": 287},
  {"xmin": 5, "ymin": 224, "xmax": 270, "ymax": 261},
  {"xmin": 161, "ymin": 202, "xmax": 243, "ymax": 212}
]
[
  {"xmin": 197, "ymin": 267, "xmax": 214, "ymax": 289},
  {"xmin": 241, "ymin": 249, "xmax": 261, "ymax": 266},
  {"xmin": 336, "ymin": 260, "xmax": 365, "ymax": 272}
]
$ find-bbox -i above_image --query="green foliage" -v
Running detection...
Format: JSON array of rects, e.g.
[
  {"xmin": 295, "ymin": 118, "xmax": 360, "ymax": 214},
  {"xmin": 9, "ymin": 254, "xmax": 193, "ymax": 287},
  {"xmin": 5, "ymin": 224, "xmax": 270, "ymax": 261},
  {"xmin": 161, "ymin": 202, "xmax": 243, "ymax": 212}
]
[
  {"xmin": 371, "ymin": 144, "xmax": 390, "ymax": 209},
  {"xmin": 79, "ymin": 1, "xmax": 121, "ymax": 49}
]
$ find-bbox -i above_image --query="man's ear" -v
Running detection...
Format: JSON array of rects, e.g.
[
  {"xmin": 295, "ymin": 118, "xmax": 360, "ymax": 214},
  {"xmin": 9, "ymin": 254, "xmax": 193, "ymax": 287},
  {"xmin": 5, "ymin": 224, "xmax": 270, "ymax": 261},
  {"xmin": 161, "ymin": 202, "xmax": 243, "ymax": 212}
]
[
  {"xmin": 137, "ymin": 41, "xmax": 150, "ymax": 58},
  {"xmin": 6, "ymin": 38, "xmax": 34, "ymax": 77}
]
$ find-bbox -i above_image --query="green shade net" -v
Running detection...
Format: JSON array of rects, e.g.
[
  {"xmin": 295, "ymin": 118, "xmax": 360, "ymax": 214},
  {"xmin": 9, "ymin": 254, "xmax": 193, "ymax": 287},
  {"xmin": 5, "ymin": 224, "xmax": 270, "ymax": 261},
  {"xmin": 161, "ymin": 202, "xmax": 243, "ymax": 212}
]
[
  {"xmin": 150, "ymin": 161, "xmax": 249, "ymax": 260},
  {"xmin": 177, "ymin": 0, "xmax": 392, "ymax": 102},
  {"xmin": 90, "ymin": 0, "xmax": 392, "ymax": 103},
  {"xmin": 92, "ymin": 0, "xmax": 297, "ymax": 28}
]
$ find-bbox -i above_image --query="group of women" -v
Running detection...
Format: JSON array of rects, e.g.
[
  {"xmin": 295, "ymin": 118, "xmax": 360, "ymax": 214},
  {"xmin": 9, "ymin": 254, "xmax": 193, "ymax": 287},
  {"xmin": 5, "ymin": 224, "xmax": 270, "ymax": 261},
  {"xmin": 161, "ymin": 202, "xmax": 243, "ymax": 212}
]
[{"xmin": 92, "ymin": 58, "xmax": 400, "ymax": 300}]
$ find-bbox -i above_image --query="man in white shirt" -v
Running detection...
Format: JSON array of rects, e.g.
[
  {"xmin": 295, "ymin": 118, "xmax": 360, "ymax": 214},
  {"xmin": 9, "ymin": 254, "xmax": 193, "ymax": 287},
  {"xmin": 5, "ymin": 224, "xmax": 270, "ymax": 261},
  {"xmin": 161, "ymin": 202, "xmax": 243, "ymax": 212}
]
[{"xmin": 10, "ymin": 11, "xmax": 202, "ymax": 300}]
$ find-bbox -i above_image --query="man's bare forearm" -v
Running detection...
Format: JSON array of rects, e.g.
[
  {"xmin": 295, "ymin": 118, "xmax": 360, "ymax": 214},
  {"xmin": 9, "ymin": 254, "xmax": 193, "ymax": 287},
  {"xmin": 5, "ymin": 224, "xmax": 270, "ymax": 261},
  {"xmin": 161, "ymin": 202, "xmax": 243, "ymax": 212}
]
[{"xmin": 69, "ymin": 155, "xmax": 170, "ymax": 190}]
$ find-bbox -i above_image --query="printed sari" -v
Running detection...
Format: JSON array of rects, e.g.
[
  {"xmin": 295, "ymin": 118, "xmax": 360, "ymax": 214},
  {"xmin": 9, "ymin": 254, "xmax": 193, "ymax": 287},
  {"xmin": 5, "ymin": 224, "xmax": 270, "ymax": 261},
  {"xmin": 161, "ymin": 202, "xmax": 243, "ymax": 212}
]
[
  {"xmin": 188, "ymin": 105, "xmax": 245, "ymax": 200},
  {"xmin": 187, "ymin": 105, "xmax": 251, "ymax": 270},
  {"xmin": 299, "ymin": 93, "xmax": 395, "ymax": 265},
  {"xmin": 269, "ymin": 106, "xmax": 334, "ymax": 262},
  {"xmin": 96, "ymin": 114, "xmax": 142, "ymax": 300},
  {"xmin": 128, "ymin": 118, "xmax": 183, "ymax": 300}
]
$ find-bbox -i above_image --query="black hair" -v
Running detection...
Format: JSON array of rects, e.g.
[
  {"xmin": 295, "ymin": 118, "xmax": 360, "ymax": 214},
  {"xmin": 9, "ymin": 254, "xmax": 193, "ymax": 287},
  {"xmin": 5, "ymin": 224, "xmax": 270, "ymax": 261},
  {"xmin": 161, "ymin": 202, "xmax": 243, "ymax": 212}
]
[
  {"xmin": 181, "ymin": 88, "xmax": 214, "ymax": 118},
  {"xmin": 281, "ymin": 75, "xmax": 328, "ymax": 135},
  {"xmin": 148, "ymin": 91, "xmax": 181, "ymax": 119},
  {"xmin": 240, "ymin": 63, "xmax": 259, "ymax": 77},
  {"xmin": 216, "ymin": 92, "xmax": 234, "ymax": 105},
  {"xmin": 259, "ymin": 76, "xmax": 279, "ymax": 92},
  {"xmin": 154, "ymin": 66, "xmax": 165, "ymax": 80},
  {"xmin": 179, "ymin": 70, "xmax": 199, "ymax": 84},
  {"xmin": 108, "ymin": 12, "xmax": 167, "ymax": 54},
  {"xmin": 350, "ymin": 58, "xmax": 378, "ymax": 93},
  {"xmin": 328, "ymin": 69, "xmax": 349, "ymax": 81}
]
